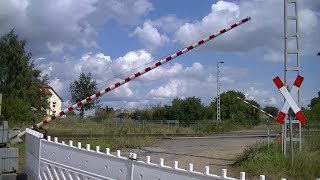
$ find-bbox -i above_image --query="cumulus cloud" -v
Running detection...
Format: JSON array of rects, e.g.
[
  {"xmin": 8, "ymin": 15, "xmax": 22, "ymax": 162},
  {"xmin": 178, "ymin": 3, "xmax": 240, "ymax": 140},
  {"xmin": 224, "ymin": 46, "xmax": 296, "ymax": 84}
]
[
  {"xmin": 147, "ymin": 14, "xmax": 186, "ymax": 33},
  {"xmin": 36, "ymin": 49, "xmax": 196, "ymax": 107},
  {"xmin": 0, "ymin": 0, "xmax": 153, "ymax": 56},
  {"xmin": 244, "ymin": 86, "xmax": 282, "ymax": 107},
  {"xmin": 132, "ymin": 22, "xmax": 169, "ymax": 52},
  {"xmin": 174, "ymin": 0, "xmax": 320, "ymax": 60},
  {"xmin": 149, "ymin": 62, "xmax": 248, "ymax": 105}
]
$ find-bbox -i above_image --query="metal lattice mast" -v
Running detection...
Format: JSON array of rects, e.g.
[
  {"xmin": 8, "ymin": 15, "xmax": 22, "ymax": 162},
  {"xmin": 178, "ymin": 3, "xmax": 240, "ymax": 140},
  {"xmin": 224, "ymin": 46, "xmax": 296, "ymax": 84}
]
[
  {"xmin": 283, "ymin": 0, "xmax": 302, "ymax": 156},
  {"xmin": 216, "ymin": 60, "xmax": 223, "ymax": 122}
]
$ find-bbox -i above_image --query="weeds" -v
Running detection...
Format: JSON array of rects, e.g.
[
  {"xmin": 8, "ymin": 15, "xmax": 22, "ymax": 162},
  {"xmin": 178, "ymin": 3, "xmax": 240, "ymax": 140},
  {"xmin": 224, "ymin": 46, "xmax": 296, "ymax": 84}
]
[{"xmin": 233, "ymin": 136, "xmax": 320, "ymax": 179}]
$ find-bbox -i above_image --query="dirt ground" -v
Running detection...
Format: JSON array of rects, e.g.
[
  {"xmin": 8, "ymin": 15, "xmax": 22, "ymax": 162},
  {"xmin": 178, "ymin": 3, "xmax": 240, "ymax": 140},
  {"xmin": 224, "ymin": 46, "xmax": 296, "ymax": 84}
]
[{"xmin": 126, "ymin": 130, "xmax": 277, "ymax": 178}]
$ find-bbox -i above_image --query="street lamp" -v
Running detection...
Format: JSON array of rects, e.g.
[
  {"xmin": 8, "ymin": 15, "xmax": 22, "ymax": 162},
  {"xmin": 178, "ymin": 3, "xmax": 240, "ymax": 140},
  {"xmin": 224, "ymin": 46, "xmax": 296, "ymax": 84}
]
[{"xmin": 216, "ymin": 60, "xmax": 224, "ymax": 122}]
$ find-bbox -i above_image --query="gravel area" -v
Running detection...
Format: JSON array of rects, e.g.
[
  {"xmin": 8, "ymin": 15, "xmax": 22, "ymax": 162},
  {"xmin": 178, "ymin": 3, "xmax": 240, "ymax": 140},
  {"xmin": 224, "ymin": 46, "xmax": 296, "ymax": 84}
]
[{"xmin": 125, "ymin": 130, "xmax": 277, "ymax": 177}]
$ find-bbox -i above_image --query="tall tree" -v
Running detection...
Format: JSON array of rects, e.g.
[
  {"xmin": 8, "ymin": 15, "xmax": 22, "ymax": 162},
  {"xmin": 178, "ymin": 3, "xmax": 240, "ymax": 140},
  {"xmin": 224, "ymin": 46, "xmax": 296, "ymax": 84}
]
[
  {"xmin": 171, "ymin": 97, "xmax": 206, "ymax": 121},
  {"xmin": 69, "ymin": 72, "xmax": 99, "ymax": 117},
  {"xmin": 309, "ymin": 91, "xmax": 320, "ymax": 109},
  {"xmin": 209, "ymin": 90, "xmax": 261, "ymax": 124},
  {"xmin": 263, "ymin": 106, "xmax": 279, "ymax": 117},
  {"xmin": 0, "ymin": 30, "xmax": 48, "ymax": 123}
]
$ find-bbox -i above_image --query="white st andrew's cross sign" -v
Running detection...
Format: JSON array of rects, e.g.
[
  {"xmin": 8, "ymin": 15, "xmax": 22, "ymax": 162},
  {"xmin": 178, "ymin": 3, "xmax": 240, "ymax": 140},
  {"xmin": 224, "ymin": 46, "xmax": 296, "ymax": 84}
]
[{"xmin": 273, "ymin": 75, "xmax": 307, "ymax": 124}]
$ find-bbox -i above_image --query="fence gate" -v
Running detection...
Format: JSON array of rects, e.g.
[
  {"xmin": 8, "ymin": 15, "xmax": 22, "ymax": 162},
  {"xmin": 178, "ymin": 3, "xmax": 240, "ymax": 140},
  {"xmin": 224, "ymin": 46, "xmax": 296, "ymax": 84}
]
[{"xmin": 24, "ymin": 128, "xmax": 272, "ymax": 180}]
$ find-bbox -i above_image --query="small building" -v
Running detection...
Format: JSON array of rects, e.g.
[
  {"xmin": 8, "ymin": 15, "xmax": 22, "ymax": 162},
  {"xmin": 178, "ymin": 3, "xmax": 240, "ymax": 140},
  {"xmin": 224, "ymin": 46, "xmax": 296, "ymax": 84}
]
[{"xmin": 43, "ymin": 85, "xmax": 63, "ymax": 115}]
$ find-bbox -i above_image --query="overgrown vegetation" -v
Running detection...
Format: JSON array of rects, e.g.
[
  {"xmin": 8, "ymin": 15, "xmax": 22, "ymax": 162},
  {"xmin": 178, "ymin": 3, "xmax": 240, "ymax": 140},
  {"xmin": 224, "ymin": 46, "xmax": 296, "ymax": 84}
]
[{"xmin": 233, "ymin": 136, "xmax": 320, "ymax": 179}]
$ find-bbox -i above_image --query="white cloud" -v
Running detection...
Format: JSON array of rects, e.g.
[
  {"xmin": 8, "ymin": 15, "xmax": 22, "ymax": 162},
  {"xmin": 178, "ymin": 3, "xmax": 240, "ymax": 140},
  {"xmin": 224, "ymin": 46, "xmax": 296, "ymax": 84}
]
[
  {"xmin": 174, "ymin": 0, "xmax": 320, "ymax": 60},
  {"xmin": 36, "ymin": 50, "xmax": 186, "ymax": 107},
  {"xmin": 148, "ymin": 15, "xmax": 186, "ymax": 33},
  {"xmin": 98, "ymin": 0, "xmax": 153, "ymax": 24},
  {"xmin": 0, "ymin": 0, "xmax": 153, "ymax": 56},
  {"xmin": 244, "ymin": 86, "xmax": 282, "ymax": 107},
  {"xmin": 149, "ymin": 62, "xmax": 248, "ymax": 104},
  {"xmin": 132, "ymin": 22, "xmax": 169, "ymax": 52},
  {"xmin": 149, "ymin": 80, "xmax": 180, "ymax": 98},
  {"xmin": 263, "ymin": 50, "xmax": 283, "ymax": 62}
]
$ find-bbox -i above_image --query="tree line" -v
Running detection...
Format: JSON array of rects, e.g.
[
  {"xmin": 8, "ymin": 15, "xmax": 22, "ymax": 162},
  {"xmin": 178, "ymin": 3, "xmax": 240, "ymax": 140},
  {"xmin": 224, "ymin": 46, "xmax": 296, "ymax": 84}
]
[{"xmin": 129, "ymin": 91, "xmax": 263, "ymax": 125}]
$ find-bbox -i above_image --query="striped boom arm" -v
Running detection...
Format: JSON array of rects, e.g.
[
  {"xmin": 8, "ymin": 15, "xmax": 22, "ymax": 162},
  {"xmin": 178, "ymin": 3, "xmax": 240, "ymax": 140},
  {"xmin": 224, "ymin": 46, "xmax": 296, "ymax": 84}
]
[
  {"xmin": 236, "ymin": 97, "xmax": 275, "ymax": 118},
  {"xmin": 16, "ymin": 17, "xmax": 251, "ymax": 138}
]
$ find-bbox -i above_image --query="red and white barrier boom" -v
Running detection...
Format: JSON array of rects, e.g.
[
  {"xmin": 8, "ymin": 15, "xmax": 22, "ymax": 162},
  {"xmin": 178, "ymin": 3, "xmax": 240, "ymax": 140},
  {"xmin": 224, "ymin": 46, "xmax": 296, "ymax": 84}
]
[
  {"xmin": 15, "ymin": 17, "xmax": 251, "ymax": 139},
  {"xmin": 236, "ymin": 97, "xmax": 275, "ymax": 118},
  {"xmin": 273, "ymin": 75, "xmax": 306, "ymax": 124}
]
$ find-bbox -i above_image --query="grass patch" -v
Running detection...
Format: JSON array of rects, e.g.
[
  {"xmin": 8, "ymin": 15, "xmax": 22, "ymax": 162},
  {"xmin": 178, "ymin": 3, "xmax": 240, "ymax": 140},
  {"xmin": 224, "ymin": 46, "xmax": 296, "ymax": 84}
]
[{"xmin": 233, "ymin": 136, "xmax": 320, "ymax": 179}]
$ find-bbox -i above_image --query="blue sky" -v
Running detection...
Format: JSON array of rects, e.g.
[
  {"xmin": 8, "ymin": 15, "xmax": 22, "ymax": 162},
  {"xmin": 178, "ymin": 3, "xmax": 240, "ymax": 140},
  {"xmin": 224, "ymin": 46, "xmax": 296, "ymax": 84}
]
[{"xmin": 1, "ymin": 0, "xmax": 319, "ymax": 111}]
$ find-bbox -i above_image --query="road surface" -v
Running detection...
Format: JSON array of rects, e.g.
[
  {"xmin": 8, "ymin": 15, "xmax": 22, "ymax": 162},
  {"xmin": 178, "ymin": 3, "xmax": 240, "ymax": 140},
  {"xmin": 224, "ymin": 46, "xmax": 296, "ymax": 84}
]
[{"xmin": 126, "ymin": 130, "xmax": 278, "ymax": 177}]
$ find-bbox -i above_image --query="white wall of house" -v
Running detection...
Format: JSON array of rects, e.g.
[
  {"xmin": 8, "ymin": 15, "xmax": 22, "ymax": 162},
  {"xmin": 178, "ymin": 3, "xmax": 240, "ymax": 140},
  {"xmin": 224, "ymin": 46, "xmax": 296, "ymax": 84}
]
[{"xmin": 47, "ymin": 89, "xmax": 62, "ymax": 115}]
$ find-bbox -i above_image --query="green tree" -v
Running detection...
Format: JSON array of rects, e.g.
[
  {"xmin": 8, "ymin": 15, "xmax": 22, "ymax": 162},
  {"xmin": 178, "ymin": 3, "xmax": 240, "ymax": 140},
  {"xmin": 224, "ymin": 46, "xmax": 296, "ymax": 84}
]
[
  {"xmin": 309, "ymin": 91, "xmax": 320, "ymax": 109},
  {"xmin": 69, "ymin": 72, "xmax": 99, "ymax": 117},
  {"xmin": 171, "ymin": 97, "xmax": 206, "ymax": 121},
  {"xmin": 263, "ymin": 106, "xmax": 279, "ymax": 117},
  {"xmin": 305, "ymin": 91, "xmax": 320, "ymax": 121},
  {"xmin": 209, "ymin": 91, "xmax": 261, "ymax": 124},
  {"xmin": 0, "ymin": 30, "xmax": 48, "ymax": 123}
]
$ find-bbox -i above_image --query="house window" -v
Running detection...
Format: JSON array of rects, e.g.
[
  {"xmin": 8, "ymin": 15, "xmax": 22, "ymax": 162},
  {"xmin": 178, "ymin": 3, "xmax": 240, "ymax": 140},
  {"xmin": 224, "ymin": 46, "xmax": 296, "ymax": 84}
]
[{"xmin": 52, "ymin": 102, "xmax": 56, "ymax": 108}]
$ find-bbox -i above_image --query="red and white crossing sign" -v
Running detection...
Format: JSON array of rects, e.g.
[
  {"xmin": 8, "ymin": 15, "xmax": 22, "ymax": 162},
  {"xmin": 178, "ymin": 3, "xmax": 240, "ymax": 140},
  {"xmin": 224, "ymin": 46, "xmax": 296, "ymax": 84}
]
[{"xmin": 273, "ymin": 75, "xmax": 307, "ymax": 124}]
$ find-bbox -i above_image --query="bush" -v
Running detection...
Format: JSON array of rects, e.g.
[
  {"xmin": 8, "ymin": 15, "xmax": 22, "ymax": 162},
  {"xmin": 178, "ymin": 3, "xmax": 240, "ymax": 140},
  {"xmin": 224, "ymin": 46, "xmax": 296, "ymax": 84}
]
[
  {"xmin": 233, "ymin": 137, "xmax": 320, "ymax": 179},
  {"xmin": 2, "ymin": 96, "xmax": 33, "ymax": 125}
]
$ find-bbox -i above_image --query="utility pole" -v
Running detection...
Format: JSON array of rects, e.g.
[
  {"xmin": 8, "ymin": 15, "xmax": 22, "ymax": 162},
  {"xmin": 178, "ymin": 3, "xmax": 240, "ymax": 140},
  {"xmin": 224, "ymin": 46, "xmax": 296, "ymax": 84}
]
[{"xmin": 216, "ymin": 60, "xmax": 224, "ymax": 122}]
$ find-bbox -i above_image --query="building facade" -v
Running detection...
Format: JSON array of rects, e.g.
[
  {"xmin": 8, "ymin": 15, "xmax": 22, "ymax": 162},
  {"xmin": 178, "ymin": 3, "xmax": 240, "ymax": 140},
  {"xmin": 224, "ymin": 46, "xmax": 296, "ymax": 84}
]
[{"xmin": 43, "ymin": 85, "xmax": 63, "ymax": 115}]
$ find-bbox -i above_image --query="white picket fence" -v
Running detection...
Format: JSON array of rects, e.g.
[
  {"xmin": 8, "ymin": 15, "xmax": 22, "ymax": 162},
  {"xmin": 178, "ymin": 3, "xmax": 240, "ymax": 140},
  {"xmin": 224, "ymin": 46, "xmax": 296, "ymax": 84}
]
[{"xmin": 25, "ymin": 128, "xmax": 273, "ymax": 180}]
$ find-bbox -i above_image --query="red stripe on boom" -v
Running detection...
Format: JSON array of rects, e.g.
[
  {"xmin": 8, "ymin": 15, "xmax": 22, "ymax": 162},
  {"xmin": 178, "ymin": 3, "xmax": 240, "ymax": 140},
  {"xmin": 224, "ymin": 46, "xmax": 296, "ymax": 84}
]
[
  {"xmin": 95, "ymin": 92, "xmax": 101, "ymax": 97},
  {"xmin": 155, "ymin": 62, "xmax": 161, "ymax": 67},
  {"xmin": 43, "ymin": 120, "xmax": 48, "ymax": 125},
  {"xmin": 209, "ymin": 34, "xmax": 215, "ymax": 39},
  {"xmin": 115, "ymin": 82, "xmax": 120, "ymax": 87},
  {"xmin": 145, "ymin": 67, "xmax": 151, "ymax": 72},
  {"xmin": 198, "ymin": 40, "xmax": 204, "ymax": 45},
  {"xmin": 293, "ymin": 75, "xmax": 304, "ymax": 87},
  {"xmin": 125, "ymin": 77, "xmax": 130, "ymax": 82},
  {"xmin": 77, "ymin": 102, "xmax": 82, "ymax": 106},
  {"xmin": 273, "ymin": 76, "xmax": 284, "ymax": 89},
  {"xmin": 59, "ymin": 111, "xmax": 65, "ymax": 116},
  {"xmin": 166, "ymin": 56, "xmax": 172, "ymax": 61},
  {"xmin": 187, "ymin": 46, "xmax": 193, "ymax": 50},
  {"xmin": 135, "ymin": 72, "xmax": 141, "ymax": 77},
  {"xmin": 220, "ymin": 29, "xmax": 226, "ymax": 34},
  {"xmin": 242, "ymin": 18, "xmax": 249, "ymax": 23},
  {"xmin": 105, "ymin": 87, "xmax": 111, "ymax": 92},
  {"xmin": 68, "ymin": 107, "xmax": 74, "ymax": 111},
  {"xmin": 231, "ymin": 24, "xmax": 238, "ymax": 28},
  {"xmin": 176, "ymin": 51, "xmax": 183, "ymax": 56},
  {"xmin": 86, "ymin": 97, "xmax": 92, "ymax": 101}
]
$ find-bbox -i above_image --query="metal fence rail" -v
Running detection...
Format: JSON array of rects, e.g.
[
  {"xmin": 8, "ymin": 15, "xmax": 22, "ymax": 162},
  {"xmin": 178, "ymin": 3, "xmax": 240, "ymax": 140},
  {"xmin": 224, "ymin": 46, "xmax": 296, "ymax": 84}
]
[{"xmin": 25, "ymin": 128, "xmax": 276, "ymax": 180}]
